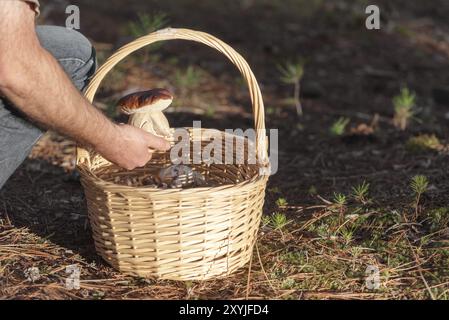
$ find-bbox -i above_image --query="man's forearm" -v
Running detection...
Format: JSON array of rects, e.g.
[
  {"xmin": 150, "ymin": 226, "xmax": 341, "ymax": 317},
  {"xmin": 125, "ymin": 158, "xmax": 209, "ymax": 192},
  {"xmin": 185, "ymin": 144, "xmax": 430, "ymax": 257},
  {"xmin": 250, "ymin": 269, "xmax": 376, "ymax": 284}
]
[
  {"xmin": 0, "ymin": 1, "xmax": 169, "ymax": 171},
  {"xmin": 0, "ymin": 2, "xmax": 116, "ymax": 151},
  {"xmin": 1, "ymin": 46, "xmax": 117, "ymax": 150}
]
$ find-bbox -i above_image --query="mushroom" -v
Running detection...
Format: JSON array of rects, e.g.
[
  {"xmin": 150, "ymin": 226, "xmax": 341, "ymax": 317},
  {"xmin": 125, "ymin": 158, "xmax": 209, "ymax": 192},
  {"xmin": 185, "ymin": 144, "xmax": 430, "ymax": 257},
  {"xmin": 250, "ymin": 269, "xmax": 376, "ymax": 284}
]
[
  {"xmin": 118, "ymin": 88, "xmax": 173, "ymax": 138},
  {"xmin": 156, "ymin": 165, "xmax": 207, "ymax": 188},
  {"xmin": 157, "ymin": 165, "xmax": 194, "ymax": 188}
]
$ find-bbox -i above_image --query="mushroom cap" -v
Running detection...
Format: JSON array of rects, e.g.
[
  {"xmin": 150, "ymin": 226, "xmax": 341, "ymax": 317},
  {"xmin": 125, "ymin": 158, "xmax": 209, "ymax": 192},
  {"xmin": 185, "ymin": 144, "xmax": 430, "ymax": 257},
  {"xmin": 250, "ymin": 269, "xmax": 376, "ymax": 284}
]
[{"xmin": 118, "ymin": 88, "xmax": 173, "ymax": 114}]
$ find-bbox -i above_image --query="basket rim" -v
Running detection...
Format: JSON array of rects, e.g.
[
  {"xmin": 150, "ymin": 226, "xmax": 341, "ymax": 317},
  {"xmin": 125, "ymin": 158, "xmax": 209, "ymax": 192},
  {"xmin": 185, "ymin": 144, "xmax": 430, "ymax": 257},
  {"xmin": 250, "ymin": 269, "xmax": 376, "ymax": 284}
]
[
  {"xmin": 78, "ymin": 164, "xmax": 268, "ymax": 194},
  {"xmin": 77, "ymin": 126, "xmax": 270, "ymax": 194}
]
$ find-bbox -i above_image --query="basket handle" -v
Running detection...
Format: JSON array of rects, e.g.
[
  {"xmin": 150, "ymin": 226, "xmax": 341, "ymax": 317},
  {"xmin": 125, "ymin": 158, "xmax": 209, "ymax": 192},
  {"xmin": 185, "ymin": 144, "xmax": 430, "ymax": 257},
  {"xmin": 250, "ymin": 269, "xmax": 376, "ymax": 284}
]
[{"xmin": 77, "ymin": 28, "xmax": 268, "ymax": 167}]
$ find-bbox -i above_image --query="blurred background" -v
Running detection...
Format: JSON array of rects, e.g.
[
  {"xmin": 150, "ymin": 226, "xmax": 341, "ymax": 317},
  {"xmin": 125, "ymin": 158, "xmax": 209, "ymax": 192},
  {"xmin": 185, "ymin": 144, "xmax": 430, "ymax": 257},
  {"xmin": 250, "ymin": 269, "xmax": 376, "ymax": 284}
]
[{"xmin": 34, "ymin": 0, "xmax": 449, "ymax": 205}]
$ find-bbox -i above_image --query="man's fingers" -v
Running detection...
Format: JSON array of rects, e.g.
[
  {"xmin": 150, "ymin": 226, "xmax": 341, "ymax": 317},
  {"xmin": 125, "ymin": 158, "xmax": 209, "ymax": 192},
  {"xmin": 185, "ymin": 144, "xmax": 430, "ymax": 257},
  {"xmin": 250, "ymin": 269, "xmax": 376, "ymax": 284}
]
[{"xmin": 145, "ymin": 132, "xmax": 171, "ymax": 151}]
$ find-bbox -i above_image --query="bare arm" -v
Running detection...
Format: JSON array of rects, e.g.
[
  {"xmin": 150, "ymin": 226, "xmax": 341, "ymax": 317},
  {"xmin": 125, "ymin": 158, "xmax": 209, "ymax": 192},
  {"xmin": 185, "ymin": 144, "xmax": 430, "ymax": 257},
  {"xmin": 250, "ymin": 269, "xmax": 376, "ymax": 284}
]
[{"xmin": 0, "ymin": 2, "xmax": 169, "ymax": 169}]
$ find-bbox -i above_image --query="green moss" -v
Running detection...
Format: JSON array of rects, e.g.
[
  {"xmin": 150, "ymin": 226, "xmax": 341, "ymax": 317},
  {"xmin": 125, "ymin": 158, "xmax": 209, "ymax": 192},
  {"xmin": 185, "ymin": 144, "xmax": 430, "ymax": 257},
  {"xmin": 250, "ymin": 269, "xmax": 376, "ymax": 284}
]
[{"xmin": 406, "ymin": 134, "xmax": 442, "ymax": 153}]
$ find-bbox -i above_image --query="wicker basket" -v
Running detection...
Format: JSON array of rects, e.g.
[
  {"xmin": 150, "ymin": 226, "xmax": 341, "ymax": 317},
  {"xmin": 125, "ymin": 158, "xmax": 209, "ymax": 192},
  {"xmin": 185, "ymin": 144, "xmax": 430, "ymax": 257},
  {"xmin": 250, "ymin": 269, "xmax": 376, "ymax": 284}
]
[{"xmin": 76, "ymin": 28, "xmax": 270, "ymax": 281}]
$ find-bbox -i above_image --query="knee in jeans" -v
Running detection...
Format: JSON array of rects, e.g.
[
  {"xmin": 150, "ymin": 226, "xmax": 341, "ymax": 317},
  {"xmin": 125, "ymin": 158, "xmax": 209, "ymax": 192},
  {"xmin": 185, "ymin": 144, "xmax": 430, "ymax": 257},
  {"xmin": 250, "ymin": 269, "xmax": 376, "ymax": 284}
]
[
  {"xmin": 37, "ymin": 26, "xmax": 95, "ymax": 63},
  {"xmin": 36, "ymin": 26, "xmax": 97, "ymax": 89},
  {"xmin": 63, "ymin": 28, "xmax": 96, "ymax": 68}
]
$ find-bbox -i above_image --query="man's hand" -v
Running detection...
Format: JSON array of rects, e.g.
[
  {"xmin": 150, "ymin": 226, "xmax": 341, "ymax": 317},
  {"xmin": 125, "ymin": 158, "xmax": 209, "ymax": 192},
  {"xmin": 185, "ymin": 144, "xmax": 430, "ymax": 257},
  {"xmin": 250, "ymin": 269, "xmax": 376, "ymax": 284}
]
[
  {"xmin": 96, "ymin": 124, "xmax": 171, "ymax": 170},
  {"xmin": 0, "ymin": 1, "xmax": 170, "ymax": 171}
]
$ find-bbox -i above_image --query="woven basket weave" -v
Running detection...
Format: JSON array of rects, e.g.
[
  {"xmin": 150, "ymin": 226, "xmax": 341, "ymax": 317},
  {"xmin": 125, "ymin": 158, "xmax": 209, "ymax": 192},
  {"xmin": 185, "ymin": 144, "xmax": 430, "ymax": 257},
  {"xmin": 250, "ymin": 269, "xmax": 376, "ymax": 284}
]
[{"xmin": 76, "ymin": 28, "xmax": 270, "ymax": 281}]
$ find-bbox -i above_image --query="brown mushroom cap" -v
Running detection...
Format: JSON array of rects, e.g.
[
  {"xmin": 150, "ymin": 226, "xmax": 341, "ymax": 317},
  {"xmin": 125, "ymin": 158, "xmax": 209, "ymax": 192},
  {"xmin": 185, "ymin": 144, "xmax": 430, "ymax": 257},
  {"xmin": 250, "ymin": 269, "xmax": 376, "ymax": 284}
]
[{"xmin": 118, "ymin": 88, "xmax": 173, "ymax": 114}]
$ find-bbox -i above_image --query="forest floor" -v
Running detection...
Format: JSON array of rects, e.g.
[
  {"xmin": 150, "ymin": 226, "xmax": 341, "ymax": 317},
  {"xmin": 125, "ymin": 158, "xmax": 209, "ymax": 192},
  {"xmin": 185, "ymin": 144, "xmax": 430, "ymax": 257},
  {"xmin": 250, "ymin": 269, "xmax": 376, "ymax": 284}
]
[{"xmin": 1, "ymin": 0, "xmax": 449, "ymax": 299}]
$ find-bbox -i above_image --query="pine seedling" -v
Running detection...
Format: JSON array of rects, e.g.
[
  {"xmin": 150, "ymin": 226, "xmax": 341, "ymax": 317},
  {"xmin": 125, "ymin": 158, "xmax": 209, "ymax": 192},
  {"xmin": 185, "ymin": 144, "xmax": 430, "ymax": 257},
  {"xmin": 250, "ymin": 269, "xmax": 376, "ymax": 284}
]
[
  {"xmin": 333, "ymin": 193, "xmax": 347, "ymax": 207},
  {"xmin": 127, "ymin": 12, "xmax": 169, "ymax": 38},
  {"xmin": 393, "ymin": 87, "xmax": 416, "ymax": 131},
  {"xmin": 174, "ymin": 65, "xmax": 203, "ymax": 98},
  {"xmin": 352, "ymin": 181, "xmax": 370, "ymax": 204},
  {"xmin": 330, "ymin": 117, "xmax": 350, "ymax": 136},
  {"xmin": 261, "ymin": 215, "xmax": 271, "ymax": 227},
  {"xmin": 411, "ymin": 175, "xmax": 429, "ymax": 219},
  {"xmin": 276, "ymin": 197, "xmax": 288, "ymax": 207},
  {"xmin": 333, "ymin": 192, "xmax": 347, "ymax": 223},
  {"xmin": 278, "ymin": 60, "xmax": 305, "ymax": 116},
  {"xmin": 126, "ymin": 12, "xmax": 169, "ymax": 65},
  {"xmin": 340, "ymin": 228, "xmax": 354, "ymax": 246},
  {"xmin": 268, "ymin": 187, "xmax": 281, "ymax": 194},
  {"xmin": 271, "ymin": 212, "xmax": 291, "ymax": 230}
]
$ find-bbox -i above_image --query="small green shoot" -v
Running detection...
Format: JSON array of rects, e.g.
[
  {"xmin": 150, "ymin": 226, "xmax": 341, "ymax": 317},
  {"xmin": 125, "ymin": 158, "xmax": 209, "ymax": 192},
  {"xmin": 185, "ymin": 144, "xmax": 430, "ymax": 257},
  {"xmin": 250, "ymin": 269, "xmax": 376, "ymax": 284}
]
[
  {"xmin": 426, "ymin": 208, "xmax": 449, "ymax": 232},
  {"xmin": 333, "ymin": 193, "xmax": 347, "ymax": 206},
  {"xmin": 261, "ymin": 215, "xmax": 271, "ymax": 227},
  {"xmin": 333, "ymin": 193, "xmax": 347, "ymax": 222},
  {"xmin": 340, "ymin": 228, "xmax": 354, "ymax": 246},
  {"xmin": 411, "ymin": 175, "xmax": 429, "ymax": 197},
  {"xmin": 352, "ymin": 181, "xmax": 370, "ymax": 204},
  {"xmin": 330, "ymin": 117, "xmax": 350, "ymax": 136},
  {"xmin": 127, "ymin": 12, "xmax": 169, "ymax": 38},
  {"xmin": 281, "ymin": 278, "xmax": 296, "ymax": 290},
  {"xmin": 393, "ymin": 87, "xmax": 416, "ymax": 131},
  {"xmin": 308, "ymin": 185, "xmax": 318, "ymax": 195},
  {"xmin": 126, "ymin": 12, "xmax": 169, "ymax": 65},
  {"xmin": 411, "ymin": 175, "xmax": 429, "ymax": 219},
  {"xmin": 271, "ymin": 212, "xmax": 290, "ymax": 230},
  {"xmin": 205, "ymin": 106, "xmax": 215, "ymax": 118},
  {"xmin": 350, "ymin": 246, "xmax": 363, "ymax": 259},
  {"xmin": 278, "ymin": 60, "xmax": 305, "ymax": 116},
  {"xmin": 266, "ymin": 106, "xmax": 277, "ymax": 116},
  {"xmin": 174, "ymin": 66, "xmax": 203, "ymax": 97},
  {"xmin": 268, "ymin": 187, "xmax": 281, "ymax": 194},
  {"xmin": 276, "ymin": 197, "xmax": 288, "ymax": 207}
]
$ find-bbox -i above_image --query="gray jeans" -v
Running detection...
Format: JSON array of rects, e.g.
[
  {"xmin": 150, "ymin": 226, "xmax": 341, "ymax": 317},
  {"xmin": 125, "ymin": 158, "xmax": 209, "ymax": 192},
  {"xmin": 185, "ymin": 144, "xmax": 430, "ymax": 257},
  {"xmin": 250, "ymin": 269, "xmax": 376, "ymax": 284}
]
[{"xmin": 0, "ymin": 26, "xmax": 96, "ymax": 189}]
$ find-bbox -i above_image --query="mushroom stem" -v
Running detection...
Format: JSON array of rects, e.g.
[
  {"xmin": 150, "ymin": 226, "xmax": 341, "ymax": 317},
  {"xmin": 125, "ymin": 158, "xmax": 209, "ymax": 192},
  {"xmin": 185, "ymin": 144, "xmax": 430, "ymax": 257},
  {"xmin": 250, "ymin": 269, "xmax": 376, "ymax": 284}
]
[
  {"xmin": 129, "ymin": 111, "xmax": 171, "ymax": 138},
  {"xmin": 150, "ymin": 112, "xmax": 171, "ymax": 137},
  {"xmin": 128, "ymin": 112, "xmax": 153, "ymax": 133}
]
